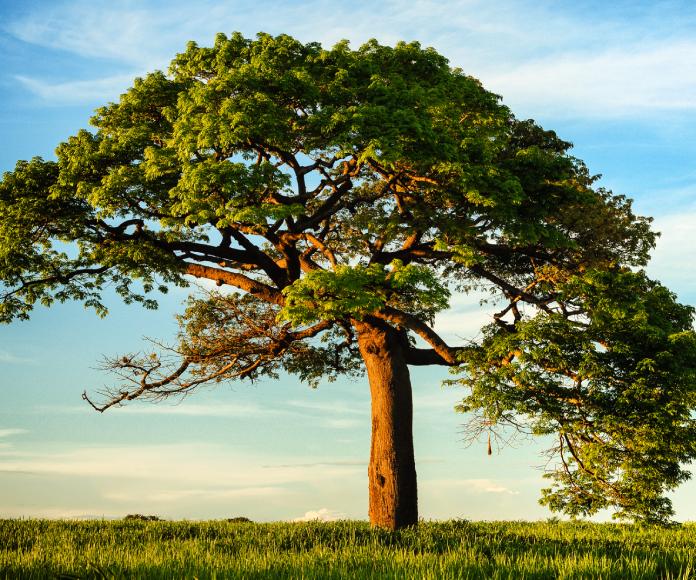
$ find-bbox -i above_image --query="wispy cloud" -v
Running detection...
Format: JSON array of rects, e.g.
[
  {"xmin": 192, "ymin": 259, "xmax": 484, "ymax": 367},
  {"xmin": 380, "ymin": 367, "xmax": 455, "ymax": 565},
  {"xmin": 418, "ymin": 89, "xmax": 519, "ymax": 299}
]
[
  {"xmin": 412, "ymin": 390, "xmax": 462, "ymax": 412},
  {"xmin": 0, "ymin": 441, "xmax": 365, "ymax": 519},
  {"xmin": 263, "ymin": 459, "xmax": 365, "ymax": 469},
  {"xmin": 0, "ymin": 506, "xmax": 120, "ymax": 519},
  {"xmin": 429, "ymin": 478, "xmax": 520, "ymax": 495},
  {"xmin": 112, "ymin": 401, "xmax": 289, "ymax": 418},
  {"xmin": 648, "ymin": 212, "xmax": 696, "ymax": 302},
  {"xmin": 0, "ymin": 350, "xmax": 35, "ymax": 365},
  {"xmin": 15, "ymin": 74, "xmax": 137, "ymax": 106},
  {"xmin": 103, "ymin": 486, "xmax": 284, "ymax": 503},
  {"xmin": 287, "ymin": 400, "xmax": 366, "ymax": 416},
  {"xmin": 0, "ymin": 428, "xmax": 28, "ymax": 438},
  {"xmin": 46, "ymin": 400, "xmax": 367, "ymax": 428},
  {"xmin": 483, "ymin": 42, "xmax": 696, "ymax": 118},
  {"xmin": 433, "ymin": 299, "xmax": 496, "ymax": 342},
  {"xmin": 5, "ymin": 2, "xmax": 174, "ymax": 66},
  {"xmin": 0, "ymin": 442, "xmax": 363, "ymax": 486},
  {"xmin": 6, "ymin": 0, "xmax": 696, "ymax": 119},
  {"xmin": 323, "ymin": 418, "xmax": 363, "ymax": 429}
]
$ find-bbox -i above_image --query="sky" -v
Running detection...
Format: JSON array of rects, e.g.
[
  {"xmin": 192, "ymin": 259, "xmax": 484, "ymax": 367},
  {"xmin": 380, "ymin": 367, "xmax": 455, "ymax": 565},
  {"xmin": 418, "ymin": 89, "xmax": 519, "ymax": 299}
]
[{"xmin": 1, "ymin": 0, "xmax": 695, "ymax": 523}]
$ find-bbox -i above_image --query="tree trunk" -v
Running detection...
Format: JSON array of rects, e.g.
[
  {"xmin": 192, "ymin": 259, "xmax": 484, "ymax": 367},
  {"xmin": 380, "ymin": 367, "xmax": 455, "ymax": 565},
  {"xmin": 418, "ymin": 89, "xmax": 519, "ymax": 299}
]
[{"xmin": 354, "ymin": 317, "xmax": 418, "ymax": 530}]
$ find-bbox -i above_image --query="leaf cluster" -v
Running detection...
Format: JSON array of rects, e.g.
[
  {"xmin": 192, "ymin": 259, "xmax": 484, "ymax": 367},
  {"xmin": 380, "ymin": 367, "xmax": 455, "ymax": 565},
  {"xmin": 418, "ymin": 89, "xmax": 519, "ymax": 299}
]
[{"xmin": 279, "ymin": 260, "xmax": 449, "ymax": 325}]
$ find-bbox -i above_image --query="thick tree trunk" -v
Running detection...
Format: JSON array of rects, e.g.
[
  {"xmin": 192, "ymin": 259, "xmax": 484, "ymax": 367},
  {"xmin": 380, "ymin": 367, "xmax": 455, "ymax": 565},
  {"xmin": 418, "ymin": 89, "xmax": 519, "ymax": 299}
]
[{"xmin": 354, "ymin": 317, "xmax": 418, "ymax": 530}]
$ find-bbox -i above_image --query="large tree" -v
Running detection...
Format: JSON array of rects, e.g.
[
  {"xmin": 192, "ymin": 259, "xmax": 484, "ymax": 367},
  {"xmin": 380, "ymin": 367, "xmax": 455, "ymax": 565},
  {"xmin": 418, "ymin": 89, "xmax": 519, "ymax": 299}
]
[{"xmin": 1, "ymin": 33, "xmax": 695, "ymax": 529}]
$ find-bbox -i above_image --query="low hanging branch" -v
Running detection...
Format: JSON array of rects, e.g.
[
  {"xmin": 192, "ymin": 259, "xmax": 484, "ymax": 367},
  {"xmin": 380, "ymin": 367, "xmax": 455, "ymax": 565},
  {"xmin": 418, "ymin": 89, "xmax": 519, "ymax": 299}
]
[{"xmin": 82, "ymin": 292, "xmax": 347, "ymax": 412}]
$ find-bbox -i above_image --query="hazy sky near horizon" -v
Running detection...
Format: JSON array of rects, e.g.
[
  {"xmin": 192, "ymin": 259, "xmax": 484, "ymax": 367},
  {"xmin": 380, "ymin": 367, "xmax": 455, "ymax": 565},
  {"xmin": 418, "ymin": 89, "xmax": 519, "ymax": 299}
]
[{"xmin": 1, "ymin": 0, "xmax": 695, "ymax": 522}]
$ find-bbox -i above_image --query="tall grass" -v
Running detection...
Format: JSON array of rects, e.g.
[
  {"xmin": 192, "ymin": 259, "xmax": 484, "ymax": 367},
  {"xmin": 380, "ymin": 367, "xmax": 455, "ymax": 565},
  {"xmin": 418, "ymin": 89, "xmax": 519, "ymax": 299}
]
[{"xmin": 1, "ymin": 519, "xmax": 694, "ymax": 578}]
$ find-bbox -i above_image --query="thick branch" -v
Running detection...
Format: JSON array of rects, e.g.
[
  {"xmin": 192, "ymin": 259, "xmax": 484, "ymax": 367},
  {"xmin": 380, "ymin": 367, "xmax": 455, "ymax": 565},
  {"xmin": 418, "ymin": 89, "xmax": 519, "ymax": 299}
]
[
  {"xmin": 295, "ymin": 174, "xmax": 355, "ymax": 231},
  {"xmin": 375, "ymin": 306, "xmax": 459, "ymax": 364},
  {"xmin": 98, "ymin": 220, "xmax": 288, "ymax": 285},
  {"xmin": 371, "ymin": 243, "xmax": 451, "ymax": 265},
  {"xmin": 185, "ymin": 263, "xmax": 284, "ymax": 305},
  {"xmin": 304, "ymin": 233, "xmax": 338, "ymax": 268},
  {"xmin": 404, "ymin": 347, "xmax": 456, "ymax": 366},
  {"xmin": 225, "ymin": 228, "xmax": 288, "ymax": 286}
]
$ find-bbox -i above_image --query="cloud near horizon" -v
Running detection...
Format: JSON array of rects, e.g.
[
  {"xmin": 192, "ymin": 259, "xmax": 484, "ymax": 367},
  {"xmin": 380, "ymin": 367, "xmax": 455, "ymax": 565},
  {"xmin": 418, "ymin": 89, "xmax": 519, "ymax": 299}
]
[
  {"xmin": 0, "ymin": 428, "xmax": 28, "ymax": 438},
  {"xmin": 293, "ymin": 507, "xmax": 346, "ymax": 522},
  {"xmin": 0, "ymin": 442, "xmax": 363, "ymax": 485},
  {"xmin": 102, "ymin": 485, "xmax": 284, "ymax": 503},
  {"xmin": 429, "ymin": 478, "xmax": 521, "ymax": 496},
  {"xmin": 0, "ymin": 350, "xmax": 35, "ymax": 365}
]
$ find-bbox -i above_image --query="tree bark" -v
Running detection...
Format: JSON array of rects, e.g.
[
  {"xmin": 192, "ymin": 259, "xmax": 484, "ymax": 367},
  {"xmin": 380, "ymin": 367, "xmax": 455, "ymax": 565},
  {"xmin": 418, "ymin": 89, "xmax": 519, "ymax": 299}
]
[{"xmin": 354, "ymin": 317, "xmax": 418, "ymax": 530}]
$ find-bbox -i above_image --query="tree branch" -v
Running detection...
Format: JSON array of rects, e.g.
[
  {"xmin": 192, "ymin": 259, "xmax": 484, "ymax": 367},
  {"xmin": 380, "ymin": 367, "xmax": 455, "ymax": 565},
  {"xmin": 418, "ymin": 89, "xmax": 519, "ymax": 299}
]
[
  {"xmin": 404, "ymin": 346, "xmax": 456, "ymax": 366},
  {"xmin": 374, "ymin": 306, "xmax": 459, "ymax": 364},
  {"xmin": 185, "ymin": 263, "xmax": 284, "ymax": 305}
]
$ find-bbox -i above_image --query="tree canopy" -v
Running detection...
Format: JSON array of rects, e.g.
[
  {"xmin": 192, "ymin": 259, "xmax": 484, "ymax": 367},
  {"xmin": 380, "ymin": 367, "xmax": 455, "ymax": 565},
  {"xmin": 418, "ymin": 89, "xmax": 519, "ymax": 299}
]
[{"xmin": 1, "ymin": 32, "xmax": 694, "ymax": 526}]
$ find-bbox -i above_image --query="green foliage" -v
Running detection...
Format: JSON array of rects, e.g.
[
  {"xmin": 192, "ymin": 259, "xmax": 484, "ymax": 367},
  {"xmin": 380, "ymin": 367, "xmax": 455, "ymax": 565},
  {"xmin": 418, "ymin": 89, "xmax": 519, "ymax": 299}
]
[
  {"xmin": 0, "ymin": 157, "xmax": 182, "ymax": 322},
  {"xmin": 279, "ymin": 261, "xmax": 449, "ymax": 325},
  {"xmin": 454, "ymin": 269, "xmax": 696, "ymax": 523},
  {"xmin": 0, "ymin": 31, "xmax": 653, "ymax": 322},
  {"xmin": 1, "ymin": 519, "xmax": 696, "ymax": 578}
]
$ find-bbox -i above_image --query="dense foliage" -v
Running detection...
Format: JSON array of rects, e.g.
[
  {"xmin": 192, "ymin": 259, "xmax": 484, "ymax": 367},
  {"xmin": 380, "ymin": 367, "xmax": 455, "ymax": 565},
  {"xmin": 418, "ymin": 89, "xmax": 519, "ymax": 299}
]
[
  {"xmin": 1, "ymin": 32, "xmax": 694, "ymax": 524},
  {"xmin": 456, "ymin": 270, "xmax": 696, "ymax": 523}
]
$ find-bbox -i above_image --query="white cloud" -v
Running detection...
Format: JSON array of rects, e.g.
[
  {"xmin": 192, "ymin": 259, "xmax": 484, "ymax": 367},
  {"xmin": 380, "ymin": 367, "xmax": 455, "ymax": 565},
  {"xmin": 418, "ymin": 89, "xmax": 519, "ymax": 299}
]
[
  {"xmin": 322, "ymin": 418, "xmax": 363, "ymax": 429},
  {"xmin": 429, "ymin": 478, "xmax": 520, "ymax": 495},
  {"xmin": 0, "ymin": 442, "xmax": 364, "ymax": 519},
  {"xmin": 45, "ymin": 400, "xmax": 368, "ymax": 427},
  {"xmin": 0, "ymin": 506, "xmax": 120, "ymax": 519},
  {"xmin": 113, "ymin": 401, "xmax": 288, "ymax": 418},
  {"xmin": 103, "ymin": 486, "xmax": 283, "ymax": 503},
  {"xmin": 287, "ymin": 399, "xmax": 366, "ymax": 416},
  {"xmin": 0, "ymin": 442, "xmax": 361, "ymax": 487},
  {"xmin": 15, "ymin": 74, "xmax": 139, "ymax": 106},
  {"xmin": 6, "ymin": 0, "xmax": 696, "ymax": 119},
  {"xmin": 0, "ymin": 350, "xmax": 35, "ymax": 364},
  {"xmin": 262, "ymin": 459, "xmax": 365, "ymax": 468},
  {"xmin": 412, "ymin": 389, "xmax": 462, "ymax": 411},
  {"xmin": 648, "ymin": 212, "xmax": 696, "ymax": 301},
  {"xmin": 433, "ymin": 305, "xmax": 495, "ymax": 341},
  {"xmin": 0, "ymin": 428, "xmax": 28, "ymax": 438},
  {"xmin": 6, "ymin": 2, "xmax": 173, "ymax": 66},
  {"xmin": 482, "ymin": 42, "xmax": 696, "ymax": 118},
  {"xmin": 293, "ymin": 507, "xmax": 345, "ymax": 522}
]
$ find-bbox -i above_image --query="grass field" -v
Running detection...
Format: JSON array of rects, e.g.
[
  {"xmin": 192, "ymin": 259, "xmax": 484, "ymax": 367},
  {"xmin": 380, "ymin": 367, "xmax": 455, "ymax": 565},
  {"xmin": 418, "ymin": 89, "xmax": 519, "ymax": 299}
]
[{"xmin": 1, "ymin": 518, "xmax": 695, "ymax": 579}]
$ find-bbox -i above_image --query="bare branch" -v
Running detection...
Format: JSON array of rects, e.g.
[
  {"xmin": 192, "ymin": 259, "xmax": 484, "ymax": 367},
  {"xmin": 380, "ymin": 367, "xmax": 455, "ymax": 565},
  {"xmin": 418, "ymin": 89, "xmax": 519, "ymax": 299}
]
[
  {"xmin": 304, "ymin": 233, "xmax": 338, "ymax": 269},
  {"xmin": 82, "ymin": 292, "xmax": 340, "ymax": 411}
]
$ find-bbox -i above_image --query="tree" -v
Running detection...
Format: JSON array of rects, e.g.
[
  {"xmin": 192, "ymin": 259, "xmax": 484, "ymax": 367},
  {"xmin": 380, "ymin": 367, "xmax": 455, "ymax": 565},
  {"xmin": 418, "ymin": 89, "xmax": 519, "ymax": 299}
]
[{"xmin": 1, "ymin": 32, "xmax": 695, "ymax": 529}]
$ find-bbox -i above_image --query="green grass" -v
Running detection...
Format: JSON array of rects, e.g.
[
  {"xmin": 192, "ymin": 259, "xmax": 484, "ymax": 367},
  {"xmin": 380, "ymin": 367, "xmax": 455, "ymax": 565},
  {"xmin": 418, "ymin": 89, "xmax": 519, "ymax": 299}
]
[{"xmin": 1, "ymin": 519, "xmax": 695, "ymax": 579}]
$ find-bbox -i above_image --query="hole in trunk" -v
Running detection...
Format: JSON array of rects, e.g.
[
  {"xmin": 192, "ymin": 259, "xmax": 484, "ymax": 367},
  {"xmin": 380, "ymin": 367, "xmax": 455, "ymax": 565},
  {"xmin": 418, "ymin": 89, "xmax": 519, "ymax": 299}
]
[{"xmin": 377, "ymin": 474, "xmax": 386, "ymax": 487}]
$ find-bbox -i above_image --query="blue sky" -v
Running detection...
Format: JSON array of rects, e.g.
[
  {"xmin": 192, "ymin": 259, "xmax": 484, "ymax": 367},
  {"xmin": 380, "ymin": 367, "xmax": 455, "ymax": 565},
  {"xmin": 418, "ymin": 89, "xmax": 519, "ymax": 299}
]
[{"xmin": 1, "ymin": 0, "xmax": 695, "ymax": 522}]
